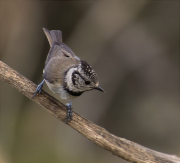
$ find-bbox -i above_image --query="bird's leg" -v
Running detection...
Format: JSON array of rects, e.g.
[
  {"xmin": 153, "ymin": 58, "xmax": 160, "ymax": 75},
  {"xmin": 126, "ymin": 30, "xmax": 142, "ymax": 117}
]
[
  {"xmin": 32, "ymin": 79, "xmax": 45, "ymax": 98},
  {"xmin": 64, "ymin": 100, "xmax": 73, "ymax": 123}
]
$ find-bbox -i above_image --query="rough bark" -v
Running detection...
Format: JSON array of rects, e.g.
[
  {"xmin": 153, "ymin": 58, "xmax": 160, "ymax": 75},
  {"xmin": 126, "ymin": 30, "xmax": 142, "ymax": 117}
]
[{"xmin": 0, "ymin": 61, "xmax": 179, "ymax": 163}]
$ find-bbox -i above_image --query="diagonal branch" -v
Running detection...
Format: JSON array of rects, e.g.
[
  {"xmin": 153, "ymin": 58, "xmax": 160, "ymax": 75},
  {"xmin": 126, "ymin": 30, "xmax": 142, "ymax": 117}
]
[{"xmin": 0, "ymin": 61, "xmax": 179, "ymax": 163}]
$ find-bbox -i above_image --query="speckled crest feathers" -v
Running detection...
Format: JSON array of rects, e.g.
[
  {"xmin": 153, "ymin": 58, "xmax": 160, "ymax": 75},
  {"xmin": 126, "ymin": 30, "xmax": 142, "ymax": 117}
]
[{"xmin": 80, "ymin": 61, "xmax": 97, "ymax": 81}]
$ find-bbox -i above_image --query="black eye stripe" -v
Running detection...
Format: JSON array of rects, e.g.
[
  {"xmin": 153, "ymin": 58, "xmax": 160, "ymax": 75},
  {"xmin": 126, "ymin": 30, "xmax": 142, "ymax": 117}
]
[
  {"xmin": 72, "ymin": 71, "xmax": 78, "ymax": 86},
  {"xmin": 85, "ymin": 81, "xmax": 90, "ymax": 85},
  {"xmin": 72, "ymin": 71, "xmax": 91, "ymax": 86}
]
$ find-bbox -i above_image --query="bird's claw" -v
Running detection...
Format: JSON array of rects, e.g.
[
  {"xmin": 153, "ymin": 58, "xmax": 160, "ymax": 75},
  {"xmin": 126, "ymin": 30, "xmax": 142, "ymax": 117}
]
[
  {"xmin": 32, "ymin": 79, "xmax": 45, "ymax": 98},
  {"xmin": 64, "ymin": 100, "xmax": 73, "ymax": 123}
]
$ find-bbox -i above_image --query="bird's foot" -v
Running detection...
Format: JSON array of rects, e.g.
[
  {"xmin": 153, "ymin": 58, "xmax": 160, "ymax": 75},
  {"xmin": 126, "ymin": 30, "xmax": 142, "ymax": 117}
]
[
  {"xmin": 64, "ymin": 100, "xmax": 73, "ymax": 123},
  {"xmin": 32, "ymin": 79, "xmax": 45, "ymax": 98}
]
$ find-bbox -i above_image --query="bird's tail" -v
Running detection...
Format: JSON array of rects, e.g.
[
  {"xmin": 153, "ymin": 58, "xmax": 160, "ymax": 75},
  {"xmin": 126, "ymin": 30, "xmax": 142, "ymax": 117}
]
[{"xmin": 43, "ymin": 28, "xmax": 62, "ymax": 47}]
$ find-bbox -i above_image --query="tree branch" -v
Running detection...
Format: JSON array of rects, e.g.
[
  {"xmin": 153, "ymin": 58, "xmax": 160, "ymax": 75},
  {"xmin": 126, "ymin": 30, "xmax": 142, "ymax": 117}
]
[{"xmin": 0, "ymin": 61, "xmax": 179, "ymax": 163}]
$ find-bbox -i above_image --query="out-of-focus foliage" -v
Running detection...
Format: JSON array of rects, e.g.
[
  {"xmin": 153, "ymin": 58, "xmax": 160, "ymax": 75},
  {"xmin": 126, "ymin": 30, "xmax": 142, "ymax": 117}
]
[{"xmin": 1, "ymin": 1, "xmax": 179, "ymax": 163}]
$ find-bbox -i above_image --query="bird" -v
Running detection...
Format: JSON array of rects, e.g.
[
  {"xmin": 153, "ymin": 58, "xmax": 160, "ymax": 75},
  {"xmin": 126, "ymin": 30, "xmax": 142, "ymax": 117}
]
[{"xmin": 33, "ymin": 28, "xmax": 104, "ymax": 123}]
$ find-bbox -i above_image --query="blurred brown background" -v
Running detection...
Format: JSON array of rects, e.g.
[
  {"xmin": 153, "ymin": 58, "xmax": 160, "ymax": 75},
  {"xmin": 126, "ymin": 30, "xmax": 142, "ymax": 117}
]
[{"xmin": 1, "ymin": 1, "xmax": 179, "ymax": 163}]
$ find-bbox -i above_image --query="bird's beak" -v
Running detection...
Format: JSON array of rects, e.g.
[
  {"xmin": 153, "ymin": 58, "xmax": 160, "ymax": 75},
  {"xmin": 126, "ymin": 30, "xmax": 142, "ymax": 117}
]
[{"xmin": 95, "ymin": 86, "xmax": 105, "ymax": 92}]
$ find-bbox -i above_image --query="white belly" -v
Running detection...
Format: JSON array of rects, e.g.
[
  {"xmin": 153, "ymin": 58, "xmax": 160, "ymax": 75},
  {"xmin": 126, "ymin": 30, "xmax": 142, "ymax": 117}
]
[{"xmin": 45, "ymin": 80, "xmax": 75, "ymax": 99}]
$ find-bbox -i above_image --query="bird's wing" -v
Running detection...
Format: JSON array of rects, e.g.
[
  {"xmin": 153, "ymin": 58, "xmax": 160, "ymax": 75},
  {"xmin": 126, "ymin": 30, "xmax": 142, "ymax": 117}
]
[
  {"xmin": 45, "ymin": 42, "xmax": 59, "ymax": 66},
  {"xmin": 43, "ymin": 28, "xmax": 80, "ymax": 66}
]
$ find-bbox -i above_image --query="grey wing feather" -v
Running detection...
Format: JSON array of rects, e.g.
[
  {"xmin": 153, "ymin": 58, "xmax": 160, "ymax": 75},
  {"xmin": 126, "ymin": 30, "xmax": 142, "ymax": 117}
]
[
  {"xmin": 43, "ymin": 28, "xmax": 80, "ymax": 66},
  {"xmin": 43, "ymin": 28, "xmax": 62, "ymax": 47},
  {"xmin": 45, "ymin": 42, "xmax": 60, "ymax": 66}
]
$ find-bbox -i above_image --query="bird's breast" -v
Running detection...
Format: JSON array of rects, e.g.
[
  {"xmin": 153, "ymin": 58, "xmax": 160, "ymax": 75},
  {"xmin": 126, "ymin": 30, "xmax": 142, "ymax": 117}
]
[
  {"xmin": 45, "ymin": 80, "xmax": 80, "ymax": 100},
  {"xmin": 45, "ymin": 80, "xmax": 71, "ymax": 99}
]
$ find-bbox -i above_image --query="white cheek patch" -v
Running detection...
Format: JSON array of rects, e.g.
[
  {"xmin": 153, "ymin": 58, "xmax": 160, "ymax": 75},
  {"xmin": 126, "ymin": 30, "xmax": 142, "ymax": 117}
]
[
  {"xmin": 66, "ymin": 67, "xmax": 77, "ymax": 86},
  {"xmin": 65, "ymin": 66, "xmax": 82, "ymax": 92}
]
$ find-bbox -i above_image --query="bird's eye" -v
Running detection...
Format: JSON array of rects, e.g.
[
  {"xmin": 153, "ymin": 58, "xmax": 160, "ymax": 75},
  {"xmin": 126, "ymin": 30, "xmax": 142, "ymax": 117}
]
[{"xmin": 85, "ymin": 81, "xmax": 90, "ymax": 85}]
